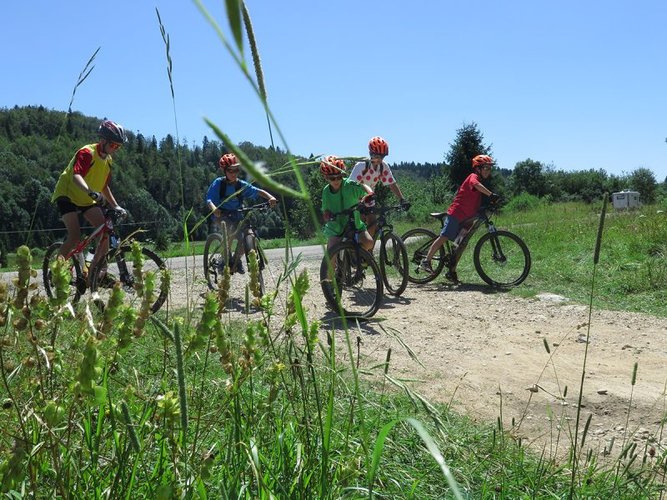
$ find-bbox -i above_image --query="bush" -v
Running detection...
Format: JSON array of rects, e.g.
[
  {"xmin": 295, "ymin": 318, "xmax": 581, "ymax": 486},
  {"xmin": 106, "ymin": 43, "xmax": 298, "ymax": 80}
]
[{"xmin": 505, "ymin": 192, "xmax": 542, "ymax": 212}]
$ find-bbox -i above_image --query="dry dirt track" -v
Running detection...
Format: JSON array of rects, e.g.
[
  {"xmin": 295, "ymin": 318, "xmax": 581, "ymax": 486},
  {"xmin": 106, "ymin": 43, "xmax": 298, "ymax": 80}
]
[
  {"xmin": 157, "ymin": 247, "xmax": 667, "ymax": 462},
  {"xmin": 5, "ymin": 246, "xmax": 667, "ymax": 462}
]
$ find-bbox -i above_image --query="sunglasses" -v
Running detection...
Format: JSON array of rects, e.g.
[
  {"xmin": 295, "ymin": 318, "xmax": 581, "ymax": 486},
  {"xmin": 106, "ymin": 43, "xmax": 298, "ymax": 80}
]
[
  {"xmin": 108, "ymin": 142, "xmax": 122, "ymax": 150},
  {"xmin": 481, "ymin": 166, "xmax": 493, "ymax": 171},
  {"xmin": 226, "ymin": 168, "xmax": 240, "ymax": 173},
  {"xmin": 326, "ymin": 175, "xmax": 343, "ymax": 181},
  {"xmin": 369, "ymin": 154, "xmax": 385, "ymax": 160}
]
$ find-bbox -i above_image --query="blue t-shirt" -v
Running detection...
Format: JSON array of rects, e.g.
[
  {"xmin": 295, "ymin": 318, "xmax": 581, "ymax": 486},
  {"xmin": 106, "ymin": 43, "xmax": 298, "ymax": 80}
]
[{"xmin": 205, "ymin": 178, "xmax": 259, "ymax": 221}]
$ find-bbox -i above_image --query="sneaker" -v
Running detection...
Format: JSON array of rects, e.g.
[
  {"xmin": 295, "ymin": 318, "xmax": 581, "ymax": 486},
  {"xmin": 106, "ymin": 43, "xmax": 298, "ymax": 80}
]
[
  {"xmin": 419, "ymin": 259, "xmax": 434, "ymax": 274},
  {"xmin": 235, "ymin": 261, "xmax": 245, "ymax": 275},
  {"xmin": 445, "ymin": 270, "xmax": 459, "ymax": 283}
]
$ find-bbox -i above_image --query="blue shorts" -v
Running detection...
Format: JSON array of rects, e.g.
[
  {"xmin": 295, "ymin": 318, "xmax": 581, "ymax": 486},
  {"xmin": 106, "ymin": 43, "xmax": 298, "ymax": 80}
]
[{"xmin": 439, "ymin": 215, "xmax": 460, "ymax": 240}]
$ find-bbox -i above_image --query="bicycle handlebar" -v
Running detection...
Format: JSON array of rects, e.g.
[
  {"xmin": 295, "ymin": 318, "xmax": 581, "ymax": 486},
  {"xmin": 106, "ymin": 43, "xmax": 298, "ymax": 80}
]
[
  {"xmin": 237, "ymin": 202, "xmax": 271, "ymax": 213},
  {"xmin": 362, "ymin": 204, "xmax": 408, "ymax": 216},
  {"xmin": 104, "ymin": 207, "xmax": 128, "ymax": 224}
]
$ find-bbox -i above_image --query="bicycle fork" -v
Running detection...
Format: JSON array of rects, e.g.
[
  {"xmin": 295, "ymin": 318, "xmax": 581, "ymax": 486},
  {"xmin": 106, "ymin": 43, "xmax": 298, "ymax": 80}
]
[{"xmin": 486, "ymin": 226, "xmax": 507, "ymax": 264}]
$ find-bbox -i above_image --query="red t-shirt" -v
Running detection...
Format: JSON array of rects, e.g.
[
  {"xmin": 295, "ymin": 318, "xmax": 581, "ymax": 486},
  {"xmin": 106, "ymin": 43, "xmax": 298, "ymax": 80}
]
[{"xmin": 447, "ymin": 173, "xmax": 482, "ymax": 221}]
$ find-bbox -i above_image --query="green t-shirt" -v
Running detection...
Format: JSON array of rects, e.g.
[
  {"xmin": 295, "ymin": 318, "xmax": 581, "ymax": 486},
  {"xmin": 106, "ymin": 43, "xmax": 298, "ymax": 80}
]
[{"xmin": 321, "ymin": 178, "xmax": 368, "ymax": 237}]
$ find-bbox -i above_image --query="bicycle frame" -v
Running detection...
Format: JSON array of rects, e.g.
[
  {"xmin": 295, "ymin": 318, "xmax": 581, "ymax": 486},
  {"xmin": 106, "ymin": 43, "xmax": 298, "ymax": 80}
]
[
  {"xmin": 365, "ymin": 205, "xmax": 403, "ymax": 243},
  {"xmin": 214, "ymin": 203, "xmax": 269, "ymax": 273},
  {"xmin": 64, "ymin": 218, "xmax": 112, "ymax": 264},
  {"xmin": 432, "ymin": 207, "xmax": 505, "ymax": 270}
]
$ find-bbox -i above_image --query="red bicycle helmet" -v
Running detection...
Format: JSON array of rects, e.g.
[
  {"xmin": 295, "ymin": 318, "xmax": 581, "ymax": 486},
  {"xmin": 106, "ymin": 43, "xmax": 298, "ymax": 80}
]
[
  {"xmin": 472, "ymin": 154, "xmax": 494, "ymax": 169},
  {"xmin": 368, "ymin": 136, "xmax": 389, "ymax": 156},
  {"xmin": 98, "ymin": 120, "xmax": 127, "ymax": 144},
  {"xmin": 218, "ymin": 153, "xmax": 240, "ymax": 170},
  {"xmin": 320, "ymin": 155, "xmax": 346, "ymax": 176}
]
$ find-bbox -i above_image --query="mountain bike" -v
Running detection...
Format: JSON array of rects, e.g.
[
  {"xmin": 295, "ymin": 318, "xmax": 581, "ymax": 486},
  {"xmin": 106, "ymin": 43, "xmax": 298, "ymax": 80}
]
[
  {"xmin": 320, "ymin": 206, "xmax": 383, "ymax": 319},
  {"xmin": 42, "ymin": 207, "xmax": 169, "ymax": 313},
  {"xmin": 401, "ymin": 204, "xmax": 531, "ymax": 287},
  {"xmin": 365, "ymin": 204, "xmax": 409, "ymax": 296},
  {"xmin": 203, "ymin": 202, "xmax": 270, "ymax": 297}
]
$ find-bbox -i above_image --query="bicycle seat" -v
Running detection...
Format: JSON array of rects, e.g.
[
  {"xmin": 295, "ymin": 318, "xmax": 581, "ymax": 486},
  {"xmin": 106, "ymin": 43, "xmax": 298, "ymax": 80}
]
[{"xmin": 429, "ymin": 212, "xmax": 447, "ymax": 221}]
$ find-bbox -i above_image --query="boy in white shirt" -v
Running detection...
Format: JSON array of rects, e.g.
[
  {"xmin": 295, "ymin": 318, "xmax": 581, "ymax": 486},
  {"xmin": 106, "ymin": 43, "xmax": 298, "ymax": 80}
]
[{"xmin": 348, "ymin": 136, "xmax": 410, "ymax": 238}]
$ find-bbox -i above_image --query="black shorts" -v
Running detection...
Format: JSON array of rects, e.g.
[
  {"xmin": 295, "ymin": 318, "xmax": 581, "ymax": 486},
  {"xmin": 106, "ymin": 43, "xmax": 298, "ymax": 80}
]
[{"xmin": 55, "ymin": 197, "xmax": 98, "ymax": 217}]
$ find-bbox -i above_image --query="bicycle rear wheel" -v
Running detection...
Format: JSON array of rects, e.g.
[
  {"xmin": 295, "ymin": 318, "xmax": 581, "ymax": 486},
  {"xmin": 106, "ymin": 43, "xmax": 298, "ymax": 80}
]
[
  {"xmin": 401, "ymin": 228, "xmax": 446, "ymax": 284},
  {"xmin": 473, "ymin": 230, "xmax": 531, "ymax": 287},
  {"xmin": 42, "ymin": 242, "xmax": 85, "ymax": 305},
  {"xmin": 378, "ymin": 231, "xmax": 409, "ymax": 296},
  {"xmin": 320, "ymin": 241, "xmax": 383, "ymax": 319},
  {"xmin": 204, "ymin": 231, "xmax": 229, "ymax": 291},
  {"xmin": 90, "ymin": 245, "xmax": 169, "ymax": 314}
]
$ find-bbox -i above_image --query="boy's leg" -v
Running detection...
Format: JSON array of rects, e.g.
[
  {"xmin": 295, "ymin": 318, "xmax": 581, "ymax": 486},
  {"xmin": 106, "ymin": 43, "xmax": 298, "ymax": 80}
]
[
  {"xmin": 60, "ymin": 211, "xmax": 82, "ymax": 257},
  {"xmin": 426, "ymin": 235, "xmax": 447, "ymax": 261},
  {"xmin": 363, "ymin": 212, "xmax": 378, "ymax": 241},
  {"xmin": 359, "ymin": 231, "xmax": 374, "ymax": 252},
  {"xmin": 327, "ymin": 236, "xmax": 342, "ymax": 252},
  {"xmin": 83, "ymin": 206, "xmax": 108, "ymax": 269},
  {"xmin": 421, "ymin": 215, "xmax": 459, "ymax": 271}
]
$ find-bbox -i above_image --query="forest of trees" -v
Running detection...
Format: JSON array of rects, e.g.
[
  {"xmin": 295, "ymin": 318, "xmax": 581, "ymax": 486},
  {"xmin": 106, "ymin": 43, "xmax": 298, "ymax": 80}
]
[{"xmin": 0, "ymin": 106, "xmax": 664, "ymax": 253}]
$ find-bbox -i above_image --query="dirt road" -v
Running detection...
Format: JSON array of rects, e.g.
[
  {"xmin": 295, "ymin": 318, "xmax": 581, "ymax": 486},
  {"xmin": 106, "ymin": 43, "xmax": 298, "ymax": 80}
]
[
  {"xmin": 5, "ymin": 246, "xmax": 667, "ymax": 461},
  {"xmin": 159, "ymin": 247, "xmax": 667, "ymax": 461}
]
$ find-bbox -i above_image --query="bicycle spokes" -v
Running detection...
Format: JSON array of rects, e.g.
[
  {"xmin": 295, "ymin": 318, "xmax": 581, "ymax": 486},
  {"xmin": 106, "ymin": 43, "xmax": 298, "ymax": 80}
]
[{"xmin": 473, "ymin": 230, "xmax": 531, "ymax": 287}]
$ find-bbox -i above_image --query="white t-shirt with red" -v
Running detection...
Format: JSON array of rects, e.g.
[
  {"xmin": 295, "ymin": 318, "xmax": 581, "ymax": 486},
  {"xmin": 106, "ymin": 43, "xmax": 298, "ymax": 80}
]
[{"xmin": 349, "ymin": 160, "xmax": 396, "ymax": 189}]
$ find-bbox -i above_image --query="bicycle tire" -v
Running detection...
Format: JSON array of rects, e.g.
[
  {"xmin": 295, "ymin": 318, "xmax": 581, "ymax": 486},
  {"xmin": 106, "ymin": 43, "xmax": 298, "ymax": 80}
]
[
  {"xmin": 90, "ymin": 245, "xmax": 168, "ymax": 314},
  {"xmin": 379, "ymin": 231, "xmax": 409, "ymax": 296},
  {"xmin": 204, "ymin": 231, "xmax": 229, "ymax": 291},
  {"xmin": 473, "ymin": 230, "xmax": 531, "ymax": 288},
  {"xmin": 42, "ymin": 242, "xmax": 85, "ymax": 304},
  {"xmin": 401, "ymin": 228, "xmax": 446, "ymax": 284},
  {"xmin": 244, "ymin": 233, "xmax": 266, "ymax": 298},
  {"xmin": 320, "ymin": 241, "xmax": 383, "ymax": 319}
]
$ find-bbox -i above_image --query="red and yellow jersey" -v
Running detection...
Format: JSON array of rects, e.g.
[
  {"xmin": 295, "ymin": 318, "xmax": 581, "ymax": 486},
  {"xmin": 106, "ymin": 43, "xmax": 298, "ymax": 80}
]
[{"xmin": 51, "ymin": 143, "xmax": 113, "ymax": 206}]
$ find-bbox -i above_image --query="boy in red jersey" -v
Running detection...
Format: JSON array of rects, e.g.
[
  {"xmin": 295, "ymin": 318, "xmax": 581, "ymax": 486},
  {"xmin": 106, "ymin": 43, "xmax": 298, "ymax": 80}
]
[{"xmin": 419, "ymin": 154, "xmax": 499, "ymax": 282}]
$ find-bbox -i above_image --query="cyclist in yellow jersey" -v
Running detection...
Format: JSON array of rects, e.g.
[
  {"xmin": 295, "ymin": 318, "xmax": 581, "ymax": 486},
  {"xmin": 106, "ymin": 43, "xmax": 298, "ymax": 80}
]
[{"xmin": 51, "ymin": 120, "xmax": 127, "ymax": 269}]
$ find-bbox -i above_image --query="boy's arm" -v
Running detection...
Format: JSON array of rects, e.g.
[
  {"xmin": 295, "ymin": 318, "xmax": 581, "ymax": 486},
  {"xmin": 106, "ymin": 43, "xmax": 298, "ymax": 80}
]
[
  {"xmin": 389, "ymin": 182, "xmax": 405, "ymax": 200},
  {"xmin": 256, "ymin": 188, "xmax": 278, "ymax": 207},
  {"xmin": 474, "ymin": 182, "xmax": 493, "ymax": 197},
  {"xmin": 205, "ymin": 180, "xmax": 219, "ymax": 212}
]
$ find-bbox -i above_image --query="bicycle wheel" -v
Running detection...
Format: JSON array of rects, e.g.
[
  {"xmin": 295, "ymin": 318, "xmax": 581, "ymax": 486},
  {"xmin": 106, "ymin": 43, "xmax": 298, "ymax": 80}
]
[
  {"xmin": 320, "ymin": 241, "xmax": 383, "ymax": 319},
  {"xmin": 90, "ymin": 245, "xmax": 169, "ymax": 314},
  {"xmin": 42, "ymin": 242, "xmax": 85, "ymax": 304},
  {"xmin": 204, "ymin": 231, "xmax": 229, "ymax": 291},
  {"xmin": 244, "ymin": 233, "xmax": 266, "ymax": 297},
  {"xmin": 401, "ymin": 228, "xmax": 446, "ymax": 284},
  {"xmin": 473, "ymin": 230, "xmax": 531, "ymax": 287},
  {"xmin": 378, "ymin": 231, "xmax": 409, "ymax": 296}
]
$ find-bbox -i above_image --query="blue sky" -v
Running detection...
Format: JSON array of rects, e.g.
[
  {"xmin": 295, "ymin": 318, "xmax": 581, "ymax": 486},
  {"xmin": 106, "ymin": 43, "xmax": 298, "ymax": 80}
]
[{"xmin": 2, "ymin": 1, "xmax": 665, "ymax": 179}]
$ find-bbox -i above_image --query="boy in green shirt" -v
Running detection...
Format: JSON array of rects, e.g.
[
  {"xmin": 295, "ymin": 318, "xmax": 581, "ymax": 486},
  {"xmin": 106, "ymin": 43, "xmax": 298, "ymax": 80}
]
[{"xmin": 320, "ymin": 155, "xmax": 374, "ymax": 252}]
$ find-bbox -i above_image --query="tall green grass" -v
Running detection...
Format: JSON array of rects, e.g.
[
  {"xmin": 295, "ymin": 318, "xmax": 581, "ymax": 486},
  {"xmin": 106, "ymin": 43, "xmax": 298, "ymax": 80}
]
[
  {"xmin": 3, "ymin": 247, "xmax": 665, "ymax": 497},
  {"xmin": 488, "ymin": 201, "xmax": 667, "ymax": 316},
  {"xmin": 2, "ymin": 1, "xmax": 666, "ymax": 497}
]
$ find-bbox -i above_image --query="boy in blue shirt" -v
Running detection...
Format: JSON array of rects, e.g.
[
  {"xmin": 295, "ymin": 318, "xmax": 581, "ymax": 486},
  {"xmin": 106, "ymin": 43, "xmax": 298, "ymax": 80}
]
[{"xmin": 205, "ymin": 153, "xmax": 277, "ymax": 272}]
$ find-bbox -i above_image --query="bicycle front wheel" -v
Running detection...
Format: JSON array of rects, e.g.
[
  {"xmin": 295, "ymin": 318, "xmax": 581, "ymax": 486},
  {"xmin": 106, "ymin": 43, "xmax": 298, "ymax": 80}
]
[
  {"xmin": 379, "ymin": 231, "xmax": 409, "ymax": 296},
  {"xmin": 42, "ymin": 242, "xmax": 85, "ymax": 305},
  {"xmin": 90, "ymin": 245, "xmax": 169, "ymax": 314},
  {"xmin": 401, "ymin": 228, "xmax": 446, "ymax": 284},
  {"xmin": 204, "ymin": 232, "xmax": 229, "ymax": 291},
  {"xmin": 320, "ymin": 241, "xmax": 383, "ymax": 319},
  {"xmin": 473, "ymin": 230, "xmax": 531, "ymax": 287}
]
